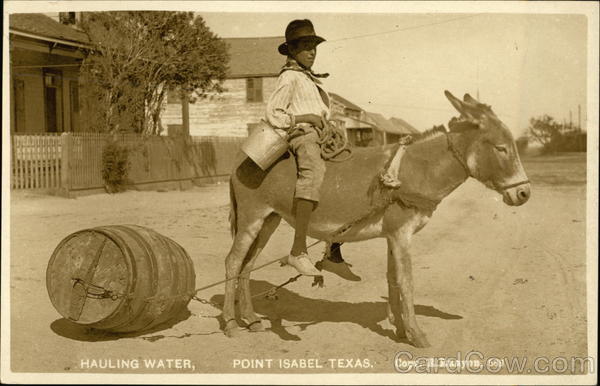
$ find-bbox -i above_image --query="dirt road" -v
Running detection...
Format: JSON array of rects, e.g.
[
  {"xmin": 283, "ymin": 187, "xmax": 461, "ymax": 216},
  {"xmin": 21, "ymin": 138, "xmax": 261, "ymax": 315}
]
[{"xmin": 9, "ymin": 154, "xmax": 588, "ymax": 374}]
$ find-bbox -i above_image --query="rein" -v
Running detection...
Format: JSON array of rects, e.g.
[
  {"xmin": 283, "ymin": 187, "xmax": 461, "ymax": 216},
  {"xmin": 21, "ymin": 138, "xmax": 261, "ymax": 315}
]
[{"xmin": 445, "ymin": 131, "xmax": 471, "ymax": 178}]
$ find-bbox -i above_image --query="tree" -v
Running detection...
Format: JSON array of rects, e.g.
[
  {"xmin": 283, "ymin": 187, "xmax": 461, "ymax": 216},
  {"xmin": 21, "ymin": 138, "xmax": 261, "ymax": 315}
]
[
  {"xmin": 528, "ymin": 115, "xmax": 563, "ymax": 151},
  {"xmin": 79, "ymin": 11, "xmax": 229, "ymax": 134}
]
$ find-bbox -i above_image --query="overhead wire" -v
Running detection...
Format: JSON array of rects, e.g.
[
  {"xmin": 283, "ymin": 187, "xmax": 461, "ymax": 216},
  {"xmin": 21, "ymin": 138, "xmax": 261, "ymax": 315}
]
[
  {"xmin": 321, "ymin": 13, "xmax": 486, "ymax": 116},
  {"xmin": 327, "ymin": 13, "xmax": 483, "ymax": 43}
]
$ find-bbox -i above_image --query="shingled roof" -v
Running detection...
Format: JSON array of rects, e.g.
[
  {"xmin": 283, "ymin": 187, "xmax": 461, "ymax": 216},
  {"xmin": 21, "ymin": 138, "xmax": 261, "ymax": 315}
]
[
  {"xmin": 366, "ymin": 112, "xmax": 399, "ymax": 134},
  {"xmin": 9, "ymin": 13, "xmax": 90, "ymax": 44},
  {"xmin": 366, "ymin": 112, "xmax": 420, "ymax": 135},
  {"xmin": 223, "ymin": 37, "xmax": 285, "ymax": 78},
  {"xmin": 329, "ymin": 92, "xmax": 364, "ymax": 112},
  {"xmin": 389, "ymin": 117, "xmax": 420, "ymax": 134}
]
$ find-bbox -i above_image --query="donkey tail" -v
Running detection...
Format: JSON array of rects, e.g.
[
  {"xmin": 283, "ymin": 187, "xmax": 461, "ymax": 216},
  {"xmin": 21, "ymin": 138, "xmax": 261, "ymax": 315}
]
[{"xmin": 228, "ymin": 178, "xmax": 237, "ymax": 238}]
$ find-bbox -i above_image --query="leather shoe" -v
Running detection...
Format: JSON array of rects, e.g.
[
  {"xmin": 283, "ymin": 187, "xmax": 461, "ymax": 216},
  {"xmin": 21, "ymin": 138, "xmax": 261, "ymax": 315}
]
[
  {"xmin": 316, "ymin": 258, "xmax": 362, "ymax": 281},
  {"xmin": 284, "ymin": 253, "xmax": 322, "ymax": 276}
]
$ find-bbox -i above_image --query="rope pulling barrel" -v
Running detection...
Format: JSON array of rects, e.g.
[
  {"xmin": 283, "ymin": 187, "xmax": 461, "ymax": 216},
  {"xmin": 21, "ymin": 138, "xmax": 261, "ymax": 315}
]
[
  {"xmin": 68, "ymin": 137, "xmax": 438, "ymax": 310},
  {"xmin": 70, "ymin": 191, "xmax": 398, "ymax": 308}
]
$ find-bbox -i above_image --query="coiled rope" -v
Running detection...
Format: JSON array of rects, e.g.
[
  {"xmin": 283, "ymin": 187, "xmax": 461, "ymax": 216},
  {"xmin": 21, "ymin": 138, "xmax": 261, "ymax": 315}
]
[{"xmin": 316, "ymin": 122, "xmax": 353, "ymax": 162}]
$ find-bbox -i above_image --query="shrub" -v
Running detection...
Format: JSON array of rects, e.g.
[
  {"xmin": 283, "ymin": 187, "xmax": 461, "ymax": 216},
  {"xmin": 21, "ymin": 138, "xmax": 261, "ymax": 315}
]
[{"xmin": 102, "ymin": 140, "xmax": 129, "ymax": 193}]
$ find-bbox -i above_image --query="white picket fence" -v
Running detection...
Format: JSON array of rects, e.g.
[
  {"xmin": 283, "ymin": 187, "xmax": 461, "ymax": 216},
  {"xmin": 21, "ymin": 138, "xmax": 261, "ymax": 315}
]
[{"xmin": 11, "ymin": 134, "xmax": 62, "ymax": 190}]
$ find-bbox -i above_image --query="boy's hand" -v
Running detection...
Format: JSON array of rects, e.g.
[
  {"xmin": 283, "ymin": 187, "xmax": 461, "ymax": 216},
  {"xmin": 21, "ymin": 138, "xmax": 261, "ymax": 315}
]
[{"xmin": 295, "ymin": 114, "xmax": 326, "ymax": 129}]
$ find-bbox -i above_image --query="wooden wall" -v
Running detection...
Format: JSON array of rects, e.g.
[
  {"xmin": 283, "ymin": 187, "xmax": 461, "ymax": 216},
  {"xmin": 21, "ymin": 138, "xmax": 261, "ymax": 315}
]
[
  {"xmin": 161, "ymin": 77, "xmax": 278, "ymax": 137},
  {"xmin": 11, "ymin": 67, "xmax": 45, "ymax": 133}
]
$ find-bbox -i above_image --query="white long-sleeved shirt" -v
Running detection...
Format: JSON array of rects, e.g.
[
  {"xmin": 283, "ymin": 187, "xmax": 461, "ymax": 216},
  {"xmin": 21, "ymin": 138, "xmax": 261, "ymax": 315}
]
[{"xmin": 265, "ymin": 69, "xmax": 330, "ymax": 130}]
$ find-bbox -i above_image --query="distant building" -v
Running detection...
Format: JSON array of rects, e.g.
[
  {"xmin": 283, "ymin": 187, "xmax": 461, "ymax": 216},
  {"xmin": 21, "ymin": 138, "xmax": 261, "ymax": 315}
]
[
  {"xmin": 160, "ymin": 37, "xmax": 419, "ymax": 142},
  {"xmin": 9, "ymin": 13, "xmax": 419, "ymax": 143},
  {"xmin": 329, "ymin": 93, "xmax": 377, "ymax": 147},
  {"xmin": 9, "ymin": 13, "xmax": 89, "ymax": 133},
  {"xmin": 366, "ymin": 112, "xmax": 419, "ymax": 145},
  {"xmin": 389, "ymin": 117, "xmax": 420, "ymax": 135},
  {"xmin": 328, "ymin": 94, "xmax": 420, "ymax": 147},
  {"xmin": 161, "ymin": 37, "xmax": 284, "ymax": 137}
]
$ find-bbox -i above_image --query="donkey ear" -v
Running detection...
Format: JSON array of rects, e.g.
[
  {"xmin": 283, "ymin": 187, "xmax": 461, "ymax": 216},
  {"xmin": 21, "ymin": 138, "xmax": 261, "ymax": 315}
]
[
  {"xmin": 445, "ymin": 90, "xmax": 479, "ymax": 121},
  {"xmin": 464, "ymin": 93, "xmax": 481, "ymax": 106},
  {"xmin": 445, "ymin": 90, "xmax": 466, "ymax": 115}
]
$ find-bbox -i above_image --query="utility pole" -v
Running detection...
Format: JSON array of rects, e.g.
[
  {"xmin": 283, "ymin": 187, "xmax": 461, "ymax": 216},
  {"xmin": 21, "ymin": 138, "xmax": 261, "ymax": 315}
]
[
  {"xmin": 476, "ymin": 58, "xmax": 480, "ymax": 101},
  {"xmin": 569, "ymin": 110, "xmax": 573, "ymax": 130},
  {"xmin": 578, "ymin": 104, "xmax": 581, "ymax": 132}
]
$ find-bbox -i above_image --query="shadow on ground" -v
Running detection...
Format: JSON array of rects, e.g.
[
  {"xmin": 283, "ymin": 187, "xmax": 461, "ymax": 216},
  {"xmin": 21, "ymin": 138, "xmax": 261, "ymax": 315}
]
[
  {"xmin": 210, "ymin": 279, "xmax": 462, "ymax": 342},
  {"xmin": 50, "ymin": 280, "xmax": 462, "ymax": 343},
  {"xmin": 50, "ymin": 308, "xmax": 192, "ymax": 342}
]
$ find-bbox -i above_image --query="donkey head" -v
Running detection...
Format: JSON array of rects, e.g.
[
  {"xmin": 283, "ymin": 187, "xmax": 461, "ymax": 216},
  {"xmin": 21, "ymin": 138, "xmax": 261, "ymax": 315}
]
[{"xmin": 444, "ymin": 90, "xmax": 530, "ymax": 206}]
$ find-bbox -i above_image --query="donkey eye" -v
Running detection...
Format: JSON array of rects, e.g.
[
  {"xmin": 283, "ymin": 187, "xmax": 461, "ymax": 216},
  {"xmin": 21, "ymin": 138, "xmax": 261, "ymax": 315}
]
[{"xmin": 494, "ymin": 145, "xmax": 508, "ymax": 153}]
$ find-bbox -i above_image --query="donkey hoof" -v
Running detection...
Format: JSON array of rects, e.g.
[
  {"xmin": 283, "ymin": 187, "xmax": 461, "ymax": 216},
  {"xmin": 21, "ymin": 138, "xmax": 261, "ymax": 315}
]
[
  {"xmin": 247, "ymin": 320, "xmax": 265, "ymax": 332},
  {"xmin": 409, "ymin": 333, "xmax": 431, "ymax": 348},
  {"xmin": 224, "ymin": 320, "xmax": 241, "ymax": 338}
]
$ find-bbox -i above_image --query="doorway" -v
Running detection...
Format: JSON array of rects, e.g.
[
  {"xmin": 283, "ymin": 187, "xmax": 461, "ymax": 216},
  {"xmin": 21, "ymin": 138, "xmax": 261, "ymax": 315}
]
[{"xmin": 43, "ymin": 70, "xmax": 63, "ymax": 132}]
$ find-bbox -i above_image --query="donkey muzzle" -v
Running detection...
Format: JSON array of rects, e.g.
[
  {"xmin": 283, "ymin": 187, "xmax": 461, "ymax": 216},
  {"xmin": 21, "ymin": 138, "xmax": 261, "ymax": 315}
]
[{"xmin": 502, "ymin": 182, "xmax": 531, "ymax": 206}]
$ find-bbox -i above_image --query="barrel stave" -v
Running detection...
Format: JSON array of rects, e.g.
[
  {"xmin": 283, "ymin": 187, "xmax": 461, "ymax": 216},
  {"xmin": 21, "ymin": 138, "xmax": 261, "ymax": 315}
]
[{"xmin": 46, "ymin": 225, "xmax": 196, "ymax": 333}]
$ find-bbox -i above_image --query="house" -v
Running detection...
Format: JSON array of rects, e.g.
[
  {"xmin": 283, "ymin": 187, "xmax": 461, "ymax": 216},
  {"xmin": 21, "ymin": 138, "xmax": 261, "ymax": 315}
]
[
  {"xmin": 9, "ymin": 13, "xmax": 89, "ymax": 134},
  {"xmin": 329, "ymin": 93, "xmax": 377, "ymax": 147},
  {"xmin": 160, "ymin": 37, "xmax": 421, "ymax": 142},
  {"xmin": 364, "ymin": 112, "xmax": 411, "ymax": 145},
  {"xmin": 389, "ymin": 117, "xmax": 420, "ymax": 135},
  {"xmin": 161, "ymin": 36, "xmax": 285, "ymax": 137},
  {"xmin": 329, "ymin": 94, "xmax": 420, "ymax": 147}
]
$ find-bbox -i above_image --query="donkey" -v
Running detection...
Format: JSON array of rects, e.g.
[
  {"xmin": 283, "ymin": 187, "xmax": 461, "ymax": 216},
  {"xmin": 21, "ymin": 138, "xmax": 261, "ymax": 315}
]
[{"xmin": 222, "ymin": 91, "xmax": 530, "ymax": 347}]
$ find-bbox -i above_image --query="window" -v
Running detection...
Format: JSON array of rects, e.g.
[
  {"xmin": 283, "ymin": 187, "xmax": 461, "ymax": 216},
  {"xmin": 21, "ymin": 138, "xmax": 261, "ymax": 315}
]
[
  {"xmin": 59, "ymin": 12, "xmax": 76, "ymax": 25},
  {"xmin": 13, "ymin": 79, "xmax": 25, "ymax": 133},
  {"xmin": 246, "ymin": 78, "xmax": 263, "ymax": 103},
  {"xmin": 167, "ymin": 88, "xmax": 181, "ymax": 104}
]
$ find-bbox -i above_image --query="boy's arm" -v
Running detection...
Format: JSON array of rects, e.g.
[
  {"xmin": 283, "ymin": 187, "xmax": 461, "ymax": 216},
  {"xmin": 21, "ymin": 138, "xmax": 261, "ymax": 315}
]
[
  {"xmin": 265, "ymin": 72, "xmax": 324, "ymax": 130},
  {"xmin": 265, "ymin": 72, "xmax": 296, "ymax": 130}
]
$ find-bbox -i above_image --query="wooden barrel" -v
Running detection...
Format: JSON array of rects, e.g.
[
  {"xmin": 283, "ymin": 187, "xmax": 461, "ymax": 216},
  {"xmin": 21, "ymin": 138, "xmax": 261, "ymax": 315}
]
[{"xmin": 46, "ymin": 225, "xmax": 196, "ymax": 333}]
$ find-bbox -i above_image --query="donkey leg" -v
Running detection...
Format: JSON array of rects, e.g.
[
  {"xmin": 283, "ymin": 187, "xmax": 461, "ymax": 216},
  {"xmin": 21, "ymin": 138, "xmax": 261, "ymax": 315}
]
[
  {"xmin": 223, "ymin": 215, "xmax": 267, "ymax": 337},
  {"xmin": 237, "ymin": 213, "xmax": 282, "ymax": 332},
  {"xmin": 387, "ymin": 233, "xmax": 430, "ymax": 348}
]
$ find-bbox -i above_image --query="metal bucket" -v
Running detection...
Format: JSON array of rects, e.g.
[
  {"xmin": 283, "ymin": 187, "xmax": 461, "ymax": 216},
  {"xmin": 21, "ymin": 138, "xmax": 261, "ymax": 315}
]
[{"xmin": 241, "ymin": 120, "xmax": 289, "ymax": 170}]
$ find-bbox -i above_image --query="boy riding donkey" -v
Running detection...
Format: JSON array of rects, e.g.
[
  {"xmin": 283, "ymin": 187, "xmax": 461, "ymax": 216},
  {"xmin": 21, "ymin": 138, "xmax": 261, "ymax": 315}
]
[{"xmin": 265, "ymin": 19, "xmax": 361, "ymax": 281}]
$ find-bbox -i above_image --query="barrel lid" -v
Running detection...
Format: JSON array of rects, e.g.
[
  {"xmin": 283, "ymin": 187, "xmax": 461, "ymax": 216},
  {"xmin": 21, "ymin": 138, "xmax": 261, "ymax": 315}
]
[{"xmin": 46, "ymin": 229, "xmax": 130, "ymax": 325}]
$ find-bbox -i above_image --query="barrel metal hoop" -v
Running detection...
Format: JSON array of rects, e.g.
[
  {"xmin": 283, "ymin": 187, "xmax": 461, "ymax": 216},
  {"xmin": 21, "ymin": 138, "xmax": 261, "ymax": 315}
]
[
  {"xmin": 88, "ymin": 226, "xmax": 138, "ymax": 329},
  {"xmin": 113, "ymin": 225, "xmax": 161, "ymax": 331}
]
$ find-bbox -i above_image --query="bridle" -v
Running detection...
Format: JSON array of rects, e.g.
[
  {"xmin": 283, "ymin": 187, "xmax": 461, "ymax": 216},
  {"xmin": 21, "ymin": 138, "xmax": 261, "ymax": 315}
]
[
  {"xmin": 498, "ymin": 179, "xmax": 530, "ymax": 191},
  {"xmin": 445, "ymin": 131, "xmax": 530, "ymax": 191},
  {"xmin": 445, "ymin": 131, "xmax": 471, "ymax": 178}
]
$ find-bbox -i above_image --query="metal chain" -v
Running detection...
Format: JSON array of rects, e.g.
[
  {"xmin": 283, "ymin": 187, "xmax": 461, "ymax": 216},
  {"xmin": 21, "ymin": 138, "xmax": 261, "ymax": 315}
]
[
  {"xmin": 71, "ymin": 278, "xmax": 126, "ymax": 301},
  {"xmin": 250, "ymin": 274, "xmax": 303, "ymax": 300}
]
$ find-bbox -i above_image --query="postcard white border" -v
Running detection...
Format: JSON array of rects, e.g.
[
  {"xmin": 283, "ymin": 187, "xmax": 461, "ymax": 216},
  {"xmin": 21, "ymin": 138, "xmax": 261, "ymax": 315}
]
[{"xmin": 2, "ymin": 1, "xmax": 598, "ymax": 385}]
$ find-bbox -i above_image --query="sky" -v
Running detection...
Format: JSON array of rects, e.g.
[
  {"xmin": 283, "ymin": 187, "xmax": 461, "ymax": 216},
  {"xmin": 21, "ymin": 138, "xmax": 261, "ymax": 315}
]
[
  {"xmin": 199, "ymin": 12, "xmax": 588, "ymax": 136},
  {"xmin": 3, "ymin": 2, "xmax": 593, "ymax": 137}
]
